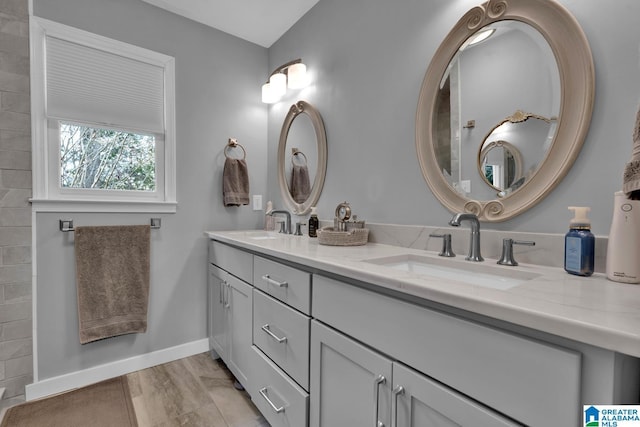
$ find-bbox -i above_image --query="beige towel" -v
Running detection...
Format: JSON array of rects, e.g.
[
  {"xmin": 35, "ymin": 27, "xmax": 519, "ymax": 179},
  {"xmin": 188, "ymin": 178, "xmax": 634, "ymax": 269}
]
[
  {"xmin": 223, "ymin": 158, "xmax": 250, "ymax": 206},
  {"xmin": 290, "ymin": 163, "xmax": 311, "ymax": 203},
  {"xmin": 623, "ymin": 106, "xmax": 640, "ymax": 198},
  {"xmin": 75, "ymin": 225, "xmax": 150, "ymax": 344}
]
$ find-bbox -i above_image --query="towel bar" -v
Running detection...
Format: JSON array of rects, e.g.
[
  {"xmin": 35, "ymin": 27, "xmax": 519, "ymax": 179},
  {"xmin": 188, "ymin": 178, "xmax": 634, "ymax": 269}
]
[{"xmin": 59, "ymin": 218, "xmax": 161, "ymax": 232}]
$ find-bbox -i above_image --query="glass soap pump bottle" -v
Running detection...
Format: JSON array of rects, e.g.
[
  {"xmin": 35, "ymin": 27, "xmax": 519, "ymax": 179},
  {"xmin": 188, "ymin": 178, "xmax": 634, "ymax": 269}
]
[
  {"xmin": 564, "ymin": 206, "xmax": 595, "ymax": 276},
  {"xmin": 308, "ymin": 207, "xmax": 319, "ymax": 237}
]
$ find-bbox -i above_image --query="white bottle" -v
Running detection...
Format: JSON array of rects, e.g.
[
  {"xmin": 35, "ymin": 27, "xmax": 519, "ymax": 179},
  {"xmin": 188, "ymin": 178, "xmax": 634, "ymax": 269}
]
[{"xmin": 606, "ymin": 191, "xmax": 640, "ymax": 283}]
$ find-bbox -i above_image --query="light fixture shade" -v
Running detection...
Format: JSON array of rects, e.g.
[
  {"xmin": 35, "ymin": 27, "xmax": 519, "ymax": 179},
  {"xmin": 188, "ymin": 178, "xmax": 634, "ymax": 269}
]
[
  {"xmin": 262, "ymin": 82, "xmax": 278, "ymax": 104},
  {"xmin": 270, "ymin": 73, "xmax": 287, "ymax": 98},
  {"xmin": 287, "ymin": 62, "xmax": 308, "ymax": 89},
  {"xmin": 469, "ymin": 28, "xmax": 495, "ymax": 46}
]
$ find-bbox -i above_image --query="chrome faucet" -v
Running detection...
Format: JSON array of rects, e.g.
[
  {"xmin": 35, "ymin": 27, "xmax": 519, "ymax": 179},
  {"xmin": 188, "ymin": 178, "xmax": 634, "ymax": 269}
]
[
  {"xmin": 269, "ymin": 210, "xmax": 291, "ymax": 234},
  {"xmin": 448, "ymin": 213, "xmax": 483, "ymax": 262}
]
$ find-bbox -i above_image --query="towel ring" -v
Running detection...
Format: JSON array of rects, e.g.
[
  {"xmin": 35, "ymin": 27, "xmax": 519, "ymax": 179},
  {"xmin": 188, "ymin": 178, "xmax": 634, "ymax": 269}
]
[
  {"xmin": 225, "ymin": 138, "xmax": 246, "ymax": 160},
  {"xmin": 291, "ymin": 148, "xmax": 307, "ymax": 166}
]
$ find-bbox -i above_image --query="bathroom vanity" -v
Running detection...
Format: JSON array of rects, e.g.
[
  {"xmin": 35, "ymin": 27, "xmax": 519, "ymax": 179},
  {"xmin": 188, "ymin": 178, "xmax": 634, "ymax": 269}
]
[{"xmin": 206, "ymin": 230, "xmax": 640, "ymax": 427}]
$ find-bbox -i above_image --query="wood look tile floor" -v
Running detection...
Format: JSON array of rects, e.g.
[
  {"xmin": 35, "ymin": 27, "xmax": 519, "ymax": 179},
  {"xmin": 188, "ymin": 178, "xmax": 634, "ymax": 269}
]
[{"xmin": 126, "ymin": 352, "xmax": 269, "ymax": 427}]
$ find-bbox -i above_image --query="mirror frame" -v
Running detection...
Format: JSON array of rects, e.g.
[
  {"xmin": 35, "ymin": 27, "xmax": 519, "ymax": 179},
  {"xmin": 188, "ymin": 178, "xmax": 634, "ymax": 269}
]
[
  {"xmin": 416, "ymin": 0, "xmax": 594, "ymax": 222},
  {"xmin": 278, "ymin": 100, "xmax": 328, "ymax": 215}
]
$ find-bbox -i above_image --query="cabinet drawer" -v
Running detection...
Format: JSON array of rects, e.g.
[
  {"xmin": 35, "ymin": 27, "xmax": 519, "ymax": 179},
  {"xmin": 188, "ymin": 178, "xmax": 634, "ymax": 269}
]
[
  {"xmin": 253, "ymin": 256, "xmax": 311, "ymax": 314},
  {"xmin": 208, "ymin": 240, "xmax": 253, "ymax": 283},
  {"xmin": 249, "ymin": 346, "xmax": 309, "ymax": 427},
  {"xmin": 253, "ymin": 289, "xmax": 310, "ymax": 390},
  {"xmin": 312, "ymin": 275, "xmax": 580, "ymax": 427}
]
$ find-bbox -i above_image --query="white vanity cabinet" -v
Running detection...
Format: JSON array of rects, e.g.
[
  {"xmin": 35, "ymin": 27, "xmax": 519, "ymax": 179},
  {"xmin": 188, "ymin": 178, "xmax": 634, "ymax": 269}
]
[
  {"xmin": 248, "ymin": 255, "xmax": 312, "ymax": 427},
  {"xmin": 207, "ymin": 241, "xmax": 253, "ymax": 388},
  {"xmin": 310, "ymin": 320, "xmax": 519, "ymax": 427},
  {"xmin": 312, "ymin": 275, "xmax": 582, "ymax": 426},
  {"xmin": 206, "ymin": 234, "xmax": 640, "ymax": 427}
]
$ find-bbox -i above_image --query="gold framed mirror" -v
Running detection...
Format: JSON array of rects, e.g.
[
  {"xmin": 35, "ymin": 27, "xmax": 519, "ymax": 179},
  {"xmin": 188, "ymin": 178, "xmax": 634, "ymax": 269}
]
[
  {"xmin": 277, "ymin": 100, "xmax": 327, "ymax": 215},
  {"xmin": 416, "ymin": 0, "xmax": 594, "ymax": 221}
]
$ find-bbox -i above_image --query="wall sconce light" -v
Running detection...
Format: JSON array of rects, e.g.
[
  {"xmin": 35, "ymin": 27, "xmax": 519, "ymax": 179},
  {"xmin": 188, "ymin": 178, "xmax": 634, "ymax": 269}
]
[{"xmin": 262, "ymin": 58, "xmax": 310, "ymax": 104}]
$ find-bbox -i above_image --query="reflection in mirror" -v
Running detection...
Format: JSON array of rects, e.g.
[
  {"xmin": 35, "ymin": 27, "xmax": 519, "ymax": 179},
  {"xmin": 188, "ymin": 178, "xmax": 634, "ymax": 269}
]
[
  {"xmin": 435, "ymin": 20, "xmax": 560, "ymax": 201},
  {"xmin": 277, "ymin": 101, "xmax": 327, "ymax": 215},
  {"xmin": 478, "ymin": 111, "xmax": 555, "ymax": 197},
  {"xmin": 416, "ymin": 0, "xmax": 594, "ymax": 221},
  {"xmin": 284, "ymin": 112, "xmax": 317, "ymax": 203},
  {"xmin": 479, "ymin": 140, "xmax": 522, "ymax": 194}
]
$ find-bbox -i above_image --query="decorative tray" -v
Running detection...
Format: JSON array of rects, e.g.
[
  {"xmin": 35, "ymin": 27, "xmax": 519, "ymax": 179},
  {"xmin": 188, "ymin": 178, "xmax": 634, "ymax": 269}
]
[{"xmin": 316, "ymin": 227, "xmax": 369, "ymax": 246}]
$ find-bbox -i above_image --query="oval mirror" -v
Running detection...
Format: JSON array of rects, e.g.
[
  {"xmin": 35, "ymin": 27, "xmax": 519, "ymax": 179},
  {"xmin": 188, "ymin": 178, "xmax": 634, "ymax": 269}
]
[
  {"xmin": 278, "ymin": 100, "xmax": 327, "ymax": 215},
  {"xmin": 416, "ymin": 0, "xmax": 594, "ymax": 221}
]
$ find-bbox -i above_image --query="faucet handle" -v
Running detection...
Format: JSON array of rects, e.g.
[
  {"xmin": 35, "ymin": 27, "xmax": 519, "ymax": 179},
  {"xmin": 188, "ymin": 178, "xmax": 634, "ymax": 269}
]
[
  {"xmin": 277, "ymin": 220, "xmax": 287, "ymax": 234},
  {"xmin": 497, "ymin": 238, "xmax": 535, "ymax": 266},
  {"xmin": 429, "ymin": 233, "xmax": 456, "ymax": 257},
  {"xmin": 294, "ymin": 222, "xmax": 305, "ymax": 236}
]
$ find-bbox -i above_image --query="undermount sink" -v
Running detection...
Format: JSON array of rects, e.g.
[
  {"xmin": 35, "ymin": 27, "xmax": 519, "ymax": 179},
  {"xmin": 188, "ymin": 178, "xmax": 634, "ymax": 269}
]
[
  {"xmin": 364, "ymin": 253, "xmax": 541, "ymax": 290},
  {"xmin": 229, "ymin": 231, "xmax": 283, "ymax": 240}
]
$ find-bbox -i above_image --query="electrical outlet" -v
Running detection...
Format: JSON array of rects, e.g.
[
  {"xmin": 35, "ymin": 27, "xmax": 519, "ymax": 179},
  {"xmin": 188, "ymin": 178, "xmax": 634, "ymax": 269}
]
[{"xmin": 253, "ymin": 195, "xmax": 262, "ymax": 211}]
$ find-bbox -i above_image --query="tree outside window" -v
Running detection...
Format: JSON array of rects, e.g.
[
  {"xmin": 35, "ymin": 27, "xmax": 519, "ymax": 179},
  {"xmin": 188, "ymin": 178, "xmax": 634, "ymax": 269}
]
[{"xmin": 59, "ymin": 122, "xmax": 156, "ymax": 191}]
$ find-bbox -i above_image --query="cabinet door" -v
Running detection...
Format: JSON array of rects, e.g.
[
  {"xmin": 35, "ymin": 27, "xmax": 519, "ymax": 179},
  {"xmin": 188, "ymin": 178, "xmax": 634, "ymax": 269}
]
[
  {"xmin": 226, "ymin": 274, "xmax": 253, "ymax": 389},
  {"xmin": 310, "ymin": 320, "xmax": 392, "ymax": 427},
  {"xmin": 391, "ymin": 362, "xmax": 519, "ymax": 427},
  {"xmin": 208, "ymin": 264, "xmax": 228, "ymax": 360}
]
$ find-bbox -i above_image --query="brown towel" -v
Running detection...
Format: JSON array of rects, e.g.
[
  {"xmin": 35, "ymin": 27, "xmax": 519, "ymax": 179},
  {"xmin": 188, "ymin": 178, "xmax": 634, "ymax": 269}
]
[
  {"xmin": 623, "ymin": 106, "xmax": 640, "ymax": 198},
  {"xmin": 223, "ymin": 158, "xmax": 250, "ymax": 206},
  {"xmin": 290, "ymin": 163, "xmax": 311, "ymax": 203},
  {"xmin": 75, "ymin": 225, "xmax": 150, "ymax": 344}
]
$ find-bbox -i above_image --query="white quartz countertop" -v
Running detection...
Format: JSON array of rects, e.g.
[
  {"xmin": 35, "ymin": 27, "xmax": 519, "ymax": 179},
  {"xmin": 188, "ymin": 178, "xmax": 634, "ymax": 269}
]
[{"xmin": 205, "ymin": 230, "xmax": 640, "ymax": 357}]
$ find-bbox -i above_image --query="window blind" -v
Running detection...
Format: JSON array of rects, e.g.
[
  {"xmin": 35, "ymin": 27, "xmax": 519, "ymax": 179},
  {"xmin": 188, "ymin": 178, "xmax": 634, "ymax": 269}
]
[{"xmin": 46, "ymin": 36, "xmax": 165, "ymax": 134}]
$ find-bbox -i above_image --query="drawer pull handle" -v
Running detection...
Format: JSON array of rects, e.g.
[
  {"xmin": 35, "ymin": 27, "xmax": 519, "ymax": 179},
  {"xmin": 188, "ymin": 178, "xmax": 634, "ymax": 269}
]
[
  {"xmin": 373, "ymin": 374, "xmax": 386, "ymax": 427},
  {"xmin": 224, "ymin": 282, "xmax": 231, "ymax": 308},
  {"xmin": 391, "ymin": 385, "xmax": 405, "ymax": 427},
  {"xmin": 259, "ymin": 387, "xmax": 285, "ymax": 413},
  {"xmin": 262, "ymin": 274, "xmax": 288, "ymax": 288},
  {"xmin": 261, "ymin": 324, "xmax": 288, "ymax": 343}
]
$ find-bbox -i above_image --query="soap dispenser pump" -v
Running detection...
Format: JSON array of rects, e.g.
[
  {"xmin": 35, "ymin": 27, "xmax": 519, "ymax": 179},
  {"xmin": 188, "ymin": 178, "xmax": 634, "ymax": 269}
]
[
  {"xmin": 564, "ymin": 206, "xmax": 595, "ymax": 276},
  {"xmin": 308, "ymin": 207, "xmax": 319, "ymax": 237}
]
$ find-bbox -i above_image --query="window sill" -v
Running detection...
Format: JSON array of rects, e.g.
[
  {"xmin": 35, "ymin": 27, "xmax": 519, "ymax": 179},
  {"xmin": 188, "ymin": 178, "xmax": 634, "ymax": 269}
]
[{"xmin": 30, "ymin": 198, "xmax": 177, "ymax": 213}]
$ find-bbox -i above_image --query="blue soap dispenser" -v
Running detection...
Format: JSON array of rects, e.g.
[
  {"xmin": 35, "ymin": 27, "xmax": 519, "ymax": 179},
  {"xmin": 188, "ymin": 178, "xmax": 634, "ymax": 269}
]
[{"xmin": 564, "ymin": 206, "xmax": 595, "ymax": 276}]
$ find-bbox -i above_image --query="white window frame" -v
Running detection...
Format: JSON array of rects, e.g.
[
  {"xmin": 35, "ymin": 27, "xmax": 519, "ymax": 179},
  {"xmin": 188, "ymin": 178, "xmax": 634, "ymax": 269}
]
[{"xmin": 30, "ymin": 17, "xmax": 176, "ymax": 213}]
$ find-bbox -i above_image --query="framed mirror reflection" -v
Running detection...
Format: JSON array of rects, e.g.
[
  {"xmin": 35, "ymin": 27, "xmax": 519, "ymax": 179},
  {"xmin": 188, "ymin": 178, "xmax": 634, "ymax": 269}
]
[
  {"xmin": 277, "ymin": 100, "xmax": 327, "ymax": 215},
  {"xmin": 416, "ymin": 0, "xmax": 594, "ymax": 221}
]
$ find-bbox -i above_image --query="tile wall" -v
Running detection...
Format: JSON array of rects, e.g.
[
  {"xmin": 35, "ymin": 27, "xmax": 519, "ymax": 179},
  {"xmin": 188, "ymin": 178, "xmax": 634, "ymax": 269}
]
[{"xmin": 0, "ymin": 0, "xmax": 32, "ymax": 409}]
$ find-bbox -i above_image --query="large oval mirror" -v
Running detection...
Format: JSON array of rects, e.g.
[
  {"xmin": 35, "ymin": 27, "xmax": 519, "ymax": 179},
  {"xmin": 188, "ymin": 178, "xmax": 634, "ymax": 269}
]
[
  {"xmin": 278, "ymin": 100, "xmax": 327, "ymax": 215},
  {"xmin": 416, "ymin": 0, "xmax": 594, "ymax": 221}
]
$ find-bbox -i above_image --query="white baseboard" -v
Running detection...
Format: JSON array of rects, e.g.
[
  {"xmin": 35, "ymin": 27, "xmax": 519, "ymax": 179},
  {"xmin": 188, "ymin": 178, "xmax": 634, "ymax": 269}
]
[{"xmin": 25, "ymin": 338, "xmax": 209, "ymax": 401}]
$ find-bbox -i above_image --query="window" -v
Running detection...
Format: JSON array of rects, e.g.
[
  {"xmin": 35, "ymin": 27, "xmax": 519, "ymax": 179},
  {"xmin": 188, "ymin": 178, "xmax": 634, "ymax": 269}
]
[
  {"xmin": 59, "ymin": 122, "xmax": 157, "ymax": 191},
  {"xmin": 30, "ymin": 17, "xmax": 176, "ymax": 212}
]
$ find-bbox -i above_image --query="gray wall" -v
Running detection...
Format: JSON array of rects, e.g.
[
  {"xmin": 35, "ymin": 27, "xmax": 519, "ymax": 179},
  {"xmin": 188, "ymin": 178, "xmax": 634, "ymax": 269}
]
[
  {"xmin": 0, "ymin": 0, "xmax": 31, "ymax": 408},
  {"xmin": 267, "ymin": 0, "xmax": 640, "ymax": 235},
  {"xmin": 32, "ymin": 0, "xmax": 268, "ymax": 380}
]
